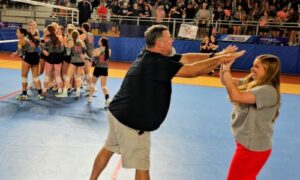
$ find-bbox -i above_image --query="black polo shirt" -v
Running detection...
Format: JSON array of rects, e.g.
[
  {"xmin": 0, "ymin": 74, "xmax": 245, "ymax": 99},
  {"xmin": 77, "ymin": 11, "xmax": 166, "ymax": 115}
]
[
  {"xmin": 78, "ymin": 1, "xmax": 92, "ymax": 25},
  {"xmin": 109, "ymin": 49, "xmax": 183, "ymax": 131}
]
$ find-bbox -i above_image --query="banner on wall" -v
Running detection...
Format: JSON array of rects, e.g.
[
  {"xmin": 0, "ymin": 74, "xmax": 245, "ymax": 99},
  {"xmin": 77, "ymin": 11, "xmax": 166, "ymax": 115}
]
[
  {"xmin": 256, "ymin": 36, "xmax": 288, "ymax": 45},
  {"xmin": 221, "ymin": 34, "xmax": 251, "ymax": 42},
  {"xmin": 0, "ymin": 22, "xmax": 22, "ymax": 29},
  {"xmin": 178, "ymin": 24, "xmax": 198, "ymax": 40}
]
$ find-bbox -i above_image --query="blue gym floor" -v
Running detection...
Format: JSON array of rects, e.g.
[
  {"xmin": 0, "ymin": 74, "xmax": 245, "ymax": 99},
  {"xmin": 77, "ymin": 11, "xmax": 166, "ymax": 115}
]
[{"xmin": 0, "ymin": 68, "xmax": 299, "ymax": 180}]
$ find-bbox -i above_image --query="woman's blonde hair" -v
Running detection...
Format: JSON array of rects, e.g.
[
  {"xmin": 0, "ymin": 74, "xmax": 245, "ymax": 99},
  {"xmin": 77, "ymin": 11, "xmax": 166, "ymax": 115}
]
[
  {"xmin": 28, "ymin": 20, "xmax": 37, "ymax": 28},
  {"xmin": 239, "ymin": 54, "xmax": 281, "ymax": 122}
]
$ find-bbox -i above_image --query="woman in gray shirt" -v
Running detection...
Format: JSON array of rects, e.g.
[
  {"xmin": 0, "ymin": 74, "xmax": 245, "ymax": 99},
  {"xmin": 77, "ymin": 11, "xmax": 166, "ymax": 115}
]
[{"xmin": 220, "ymin": 54, "xmax": 281, "ymax": 180}]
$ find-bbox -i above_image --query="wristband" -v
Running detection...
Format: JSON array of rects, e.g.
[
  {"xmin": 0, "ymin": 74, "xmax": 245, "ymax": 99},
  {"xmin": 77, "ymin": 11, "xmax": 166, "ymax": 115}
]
[{"xmin": 209, "ymin": 52, "xmax": 215, "ymax": 58}]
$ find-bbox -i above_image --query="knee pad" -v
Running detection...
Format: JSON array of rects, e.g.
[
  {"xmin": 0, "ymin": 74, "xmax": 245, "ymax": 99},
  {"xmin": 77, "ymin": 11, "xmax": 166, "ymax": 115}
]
[
  {"xmin": 85, "ymin": 74, "xmax": 91, "ymax": 80},
  {"xmin": 63, "ymin": 75, "xmax": 68, "ymax": 81},
  {"xmin": 33, "ymin": 77, "xmax": 40, "ymax": 82},
  {"xmin": 76, "ymin": 76, "xmax": 82, "ymax": 82},
  {"xmin": 55, "ymin": 76, "xmax": 62, "ymax": 84},
  {"xmin": 90, "ymin": 83, "xmax": 95, "ymax": 88},
  {"xmin": 44, "ymin": 76, "xmax": 50, "ymax": 83},
  {"xmin": 64, "ymin": 76, "xmax": 70, "ymax": 81},
  {"xmin": 22, "ymin": 77, "xmax": 27, "ymax": 83}
]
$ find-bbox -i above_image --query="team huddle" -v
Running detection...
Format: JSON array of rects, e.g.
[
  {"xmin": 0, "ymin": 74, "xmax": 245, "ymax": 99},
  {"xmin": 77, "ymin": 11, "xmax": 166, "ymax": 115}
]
[{"xmin": 14, "ymin": 20, "xmax": 111, "ymax": 108}]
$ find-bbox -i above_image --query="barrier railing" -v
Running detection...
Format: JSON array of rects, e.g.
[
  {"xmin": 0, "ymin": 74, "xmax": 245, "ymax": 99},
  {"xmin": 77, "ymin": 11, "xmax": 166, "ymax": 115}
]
[
  {"xmin": 92, "ymin": 15, "xmax": 299, "ymax": 43},
  {"xmin": 1, "ymin": 4, "xmax": 299, "ymax": 45}
]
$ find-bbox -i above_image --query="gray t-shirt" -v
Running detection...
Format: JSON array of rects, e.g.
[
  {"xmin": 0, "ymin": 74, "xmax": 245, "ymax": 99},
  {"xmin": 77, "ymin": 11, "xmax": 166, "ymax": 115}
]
[
  {"xmin": 83, "ymin": 32, "xmax": 94, "ymax": 57},
  {"xmin": 94, "ymin": 47, "xmax": 109, "ymax": 68},
  {"xmin": 70, "ymin": 42, "xmax": 85, "ymax": 63},
  {"xmin": 231, "ymin": 84, "xmax": 278, "ymax": 151}
]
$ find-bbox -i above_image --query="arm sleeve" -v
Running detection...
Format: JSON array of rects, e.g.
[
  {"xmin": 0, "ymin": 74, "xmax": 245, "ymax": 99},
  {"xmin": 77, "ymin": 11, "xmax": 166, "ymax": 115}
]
[
  {"xmin": 169, "ymin": 54, "xmax": 182, "ymax": 62},
  {"xmin": 250, "ymin": 85, "xmax": 278, "ymax": 110},
  {"xmin": 155, "ymin": 55, "xmax": 183, "ymax": 81}
]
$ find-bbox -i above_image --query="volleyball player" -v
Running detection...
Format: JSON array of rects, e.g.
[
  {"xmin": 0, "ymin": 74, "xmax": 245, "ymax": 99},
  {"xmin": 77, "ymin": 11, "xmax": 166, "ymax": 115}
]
[
  {"xmin": 56, "ymin": 30, "xmax": 86, "ymax": 98},
  {"xmin": 15, "ymin": 28, "xmax": 44, "ymax": 100},
  {"xmin": 88, "ymin": 37, "xmax": 111, "ymax": 109},
  {"xmin": 80, "ymin": 23, "xmax": 94, "ymax": 91},
  {"xmin": 42, "ymin": 25, "xmax": 64, "ymax": 96}
]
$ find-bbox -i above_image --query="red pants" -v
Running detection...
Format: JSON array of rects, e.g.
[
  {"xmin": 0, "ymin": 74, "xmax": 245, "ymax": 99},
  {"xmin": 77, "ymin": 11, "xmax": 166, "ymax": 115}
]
[{"xmin": 227, "ymin": 142, "xmax": 271, "ymax": 180}]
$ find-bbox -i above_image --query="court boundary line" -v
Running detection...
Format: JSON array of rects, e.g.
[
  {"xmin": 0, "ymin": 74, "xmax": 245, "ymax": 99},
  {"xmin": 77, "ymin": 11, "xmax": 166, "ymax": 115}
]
[
  {"xmin": 0, "ymin": 85, "xmax": 34, "ymax": 100},
  {"xmin": 0, "ymin": 89, "xmax": 22, "ymax": 100}
]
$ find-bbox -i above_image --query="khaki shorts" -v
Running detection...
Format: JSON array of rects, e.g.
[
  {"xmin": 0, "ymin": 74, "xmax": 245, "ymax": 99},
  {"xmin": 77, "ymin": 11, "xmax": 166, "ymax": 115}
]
[{"xmin": 104, "ymin": 111, "xmax": 151, "ymax": 170}]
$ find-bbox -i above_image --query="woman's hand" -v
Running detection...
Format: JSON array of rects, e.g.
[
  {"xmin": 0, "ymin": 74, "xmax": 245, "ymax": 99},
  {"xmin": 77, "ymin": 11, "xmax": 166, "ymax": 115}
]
[
  {"xmin": 43, "ymin": 50, "xmax": 49, "ymax": 56},
  {"xmin": 222, "ymin": 59, "xmax": 235, "ymax": 72},
  {"xmin": 11, "ymin": 51, "xmax": 19, "ymax": 57},
  {"xmin": 221, "ymin": 50, "xmax": 245, "ymax": 64}
]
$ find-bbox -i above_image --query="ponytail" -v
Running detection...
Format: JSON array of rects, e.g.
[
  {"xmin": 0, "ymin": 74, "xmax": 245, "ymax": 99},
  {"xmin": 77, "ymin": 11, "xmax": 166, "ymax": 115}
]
[
  {"xmin": 100, "ymin": 37, "xmax": 109, "ymax": 60},
  {"xmin": 27, "ymin": 32, "xmax": 40, "ymax": 46},
  {"xmin": 71, "ymin": 30, "xmax": 80, "ymax": 46}
]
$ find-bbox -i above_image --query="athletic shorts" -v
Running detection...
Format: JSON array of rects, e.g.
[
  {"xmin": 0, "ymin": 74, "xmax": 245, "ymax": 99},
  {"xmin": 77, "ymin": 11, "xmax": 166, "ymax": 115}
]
[
  {"xmin": 64, "ymin": 55, "xmax": 71, "ymax": 64},
  {"xmin": 93, "ymin": 67, "xmax": 108, "ymax": 77},
  {"xmin": 104, "ymin": 111, "xmax": 151, "ymax": 170},
  {"xmin": 71, "ymin": 62, "xmax": 85, "ymax": 67},
  {"xmin": 40, "ymin": 52, "xmax": 48, "ymax": 61},
  {"xmin": 47, "ymin": 53, "xmax": 63, "ymax": 64},
  {"xmin": 24, "ymin": 52, "xmax": 40, "ymax": 65}
]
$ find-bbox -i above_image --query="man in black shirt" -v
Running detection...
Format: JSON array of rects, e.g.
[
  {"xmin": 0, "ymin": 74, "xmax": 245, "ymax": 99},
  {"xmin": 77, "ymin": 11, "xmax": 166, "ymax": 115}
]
[
  {"xmin": 89, "ymin": 25, "xmax": 245, "ymax": 180},
  {"xmin": 78, "ymin": 0, "xmax": 92, "ymax": 26}
]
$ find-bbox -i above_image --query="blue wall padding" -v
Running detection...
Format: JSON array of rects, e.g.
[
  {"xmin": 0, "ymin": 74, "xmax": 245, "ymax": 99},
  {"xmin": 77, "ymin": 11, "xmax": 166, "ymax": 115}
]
[{"xmin": 1, "ymin": 29, "xmax": 299, "ymax": 74}]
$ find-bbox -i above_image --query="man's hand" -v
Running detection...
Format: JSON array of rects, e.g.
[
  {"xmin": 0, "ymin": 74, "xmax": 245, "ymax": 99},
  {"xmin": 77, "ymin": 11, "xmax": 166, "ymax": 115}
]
[
  {"xmin": 221, "ymin": 50, "xmax": 245, "ymax": 64},
  {"xmin": 218, "ymin": 45, "xmax": 239, "ymax": 55}
]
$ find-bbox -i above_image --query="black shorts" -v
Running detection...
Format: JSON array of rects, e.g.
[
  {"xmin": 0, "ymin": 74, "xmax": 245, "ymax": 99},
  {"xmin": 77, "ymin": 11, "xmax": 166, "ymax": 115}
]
[
  {"xmin": 24, "ymin": 52, "xmax": 40, "ymax": 65},
  {"xmin": 284, "ymin": 23, "xmax": 298, "ymax": 31},
  {"xmin": 47, "ymin": 53, "xmax": 63, "ymax": 64},
  {"xmin": 220, "ymin": 25, "xmax": 229, "ymax": 29},
  {"xmin": 71, "ymin": 62, "xmax": 85, "ymax": 67},
  {"xmin": 232, "ymin": 20, "xmax": 242, "ymax": 26},
  {"xmin": 259, "ymin": 27, "xmax": 269, "ymax": 33},
  {"xmin": 198, "ymin": 23, "xmax": 207, "ymax": 28},
  {"xmin": 93, "ymin": 67, "xmax": 108, "ymax": 77},
  {"xmin": 40, "ymin": 52, "xmax": 48, "ymax": 61},
  {"xmin": 270, "ymin": 27, "xmax": 280, "ymax": 32},
  {"xmin": 64, "ymin": 55, "xmax": 71, "ymax": 64}
]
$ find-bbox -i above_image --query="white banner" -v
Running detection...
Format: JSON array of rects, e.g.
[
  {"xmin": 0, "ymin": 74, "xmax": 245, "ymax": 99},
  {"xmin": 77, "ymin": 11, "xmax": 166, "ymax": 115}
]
[{"xmin": 178, "ymin": 24, "xmax": 198, "ymax": 40}]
